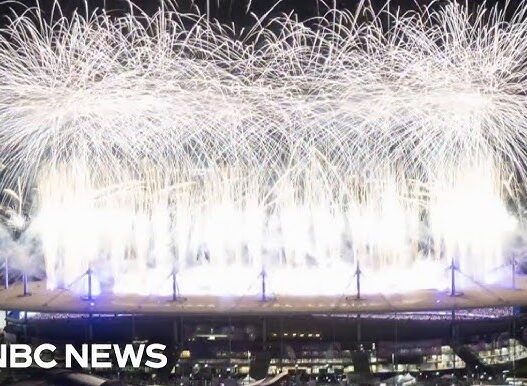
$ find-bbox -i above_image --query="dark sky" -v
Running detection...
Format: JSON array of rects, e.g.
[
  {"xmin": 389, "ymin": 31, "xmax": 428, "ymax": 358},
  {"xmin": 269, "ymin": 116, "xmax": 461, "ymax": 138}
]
[{"xmin": 0, "ymin": 0, "xmax": 521, "ymax": 24}]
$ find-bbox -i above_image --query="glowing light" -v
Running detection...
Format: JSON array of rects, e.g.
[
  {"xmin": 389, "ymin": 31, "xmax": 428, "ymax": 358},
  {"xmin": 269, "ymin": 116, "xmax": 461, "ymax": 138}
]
[{"xmin": 0, "ymin": 2, "xmax": 525, "ymax": 296}]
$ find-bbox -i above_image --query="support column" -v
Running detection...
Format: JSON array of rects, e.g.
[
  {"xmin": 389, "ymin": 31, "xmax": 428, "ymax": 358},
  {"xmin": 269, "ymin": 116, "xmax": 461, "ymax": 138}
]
[
  {"xmin": 22, "ymin": 272, "xmax": 29, "ymax": 297},
  {"xmin": 355, "ymin": 262, "xmax": 362, "ymax": 300},
  {"xmin": 450, "ymin": 259, "xmax": 456, "ymax": 297},
  {"xmin": 261, "ymin": 268, "xmax": 267, "ymax": 302},
  {"xmin": 449, "ymin": 258, "xmax": 461, "ymax": 297},
  {"xmin": 171, "ymin": 269, "xmax": 185, "ymax": 302}
]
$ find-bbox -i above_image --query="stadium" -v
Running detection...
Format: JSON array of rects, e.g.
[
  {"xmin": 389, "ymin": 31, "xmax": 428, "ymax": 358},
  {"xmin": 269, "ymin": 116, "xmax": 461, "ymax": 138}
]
[{"xmin": 1, "ymin": 0, "xmax": 527, "ymax": 384}]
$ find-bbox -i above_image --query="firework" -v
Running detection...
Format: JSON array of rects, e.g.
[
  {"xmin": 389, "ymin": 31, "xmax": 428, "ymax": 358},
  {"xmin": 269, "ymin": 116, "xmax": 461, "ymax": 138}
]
[{"xmin": 0, "ymin": 1, "xmax": 525, "ymax": 296}]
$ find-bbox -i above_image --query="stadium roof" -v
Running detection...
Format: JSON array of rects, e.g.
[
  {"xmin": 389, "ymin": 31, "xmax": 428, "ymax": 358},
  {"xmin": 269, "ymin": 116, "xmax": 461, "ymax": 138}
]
[{"xmin": 0, "ymin": 277, "xmax": 526, "ymax": 315}]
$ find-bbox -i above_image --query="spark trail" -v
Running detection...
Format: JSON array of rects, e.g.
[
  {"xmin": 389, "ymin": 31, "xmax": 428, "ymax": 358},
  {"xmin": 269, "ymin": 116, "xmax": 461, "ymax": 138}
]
[{"xmin": 0, "ymin": 1, "xmax": 525, "ymax": 296}]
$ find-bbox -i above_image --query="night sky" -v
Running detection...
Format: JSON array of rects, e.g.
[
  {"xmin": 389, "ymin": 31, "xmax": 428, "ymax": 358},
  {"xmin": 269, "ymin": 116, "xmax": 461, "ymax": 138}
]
[{"xmin": 0, "ymin": 0, "xmax": 522, "ymax": 25}]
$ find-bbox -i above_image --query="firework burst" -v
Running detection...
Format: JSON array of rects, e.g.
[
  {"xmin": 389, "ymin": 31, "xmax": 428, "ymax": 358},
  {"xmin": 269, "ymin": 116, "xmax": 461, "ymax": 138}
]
[{"xmin": 0, "ymin": 1, "xmax": 525, "ymax": 296}]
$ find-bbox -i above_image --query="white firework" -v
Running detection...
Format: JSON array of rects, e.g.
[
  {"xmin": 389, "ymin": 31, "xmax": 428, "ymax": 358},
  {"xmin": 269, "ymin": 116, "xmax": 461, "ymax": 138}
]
[{"xmin": 0, "ymin": 1, "xmax": 524, "ymax": 296}]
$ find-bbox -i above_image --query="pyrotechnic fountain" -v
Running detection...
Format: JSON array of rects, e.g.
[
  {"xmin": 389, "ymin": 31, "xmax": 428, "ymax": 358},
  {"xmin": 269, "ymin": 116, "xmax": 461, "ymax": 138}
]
[{"xmin": 0, "ymin": 1, "xmax": 525, "ymax": 299}]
